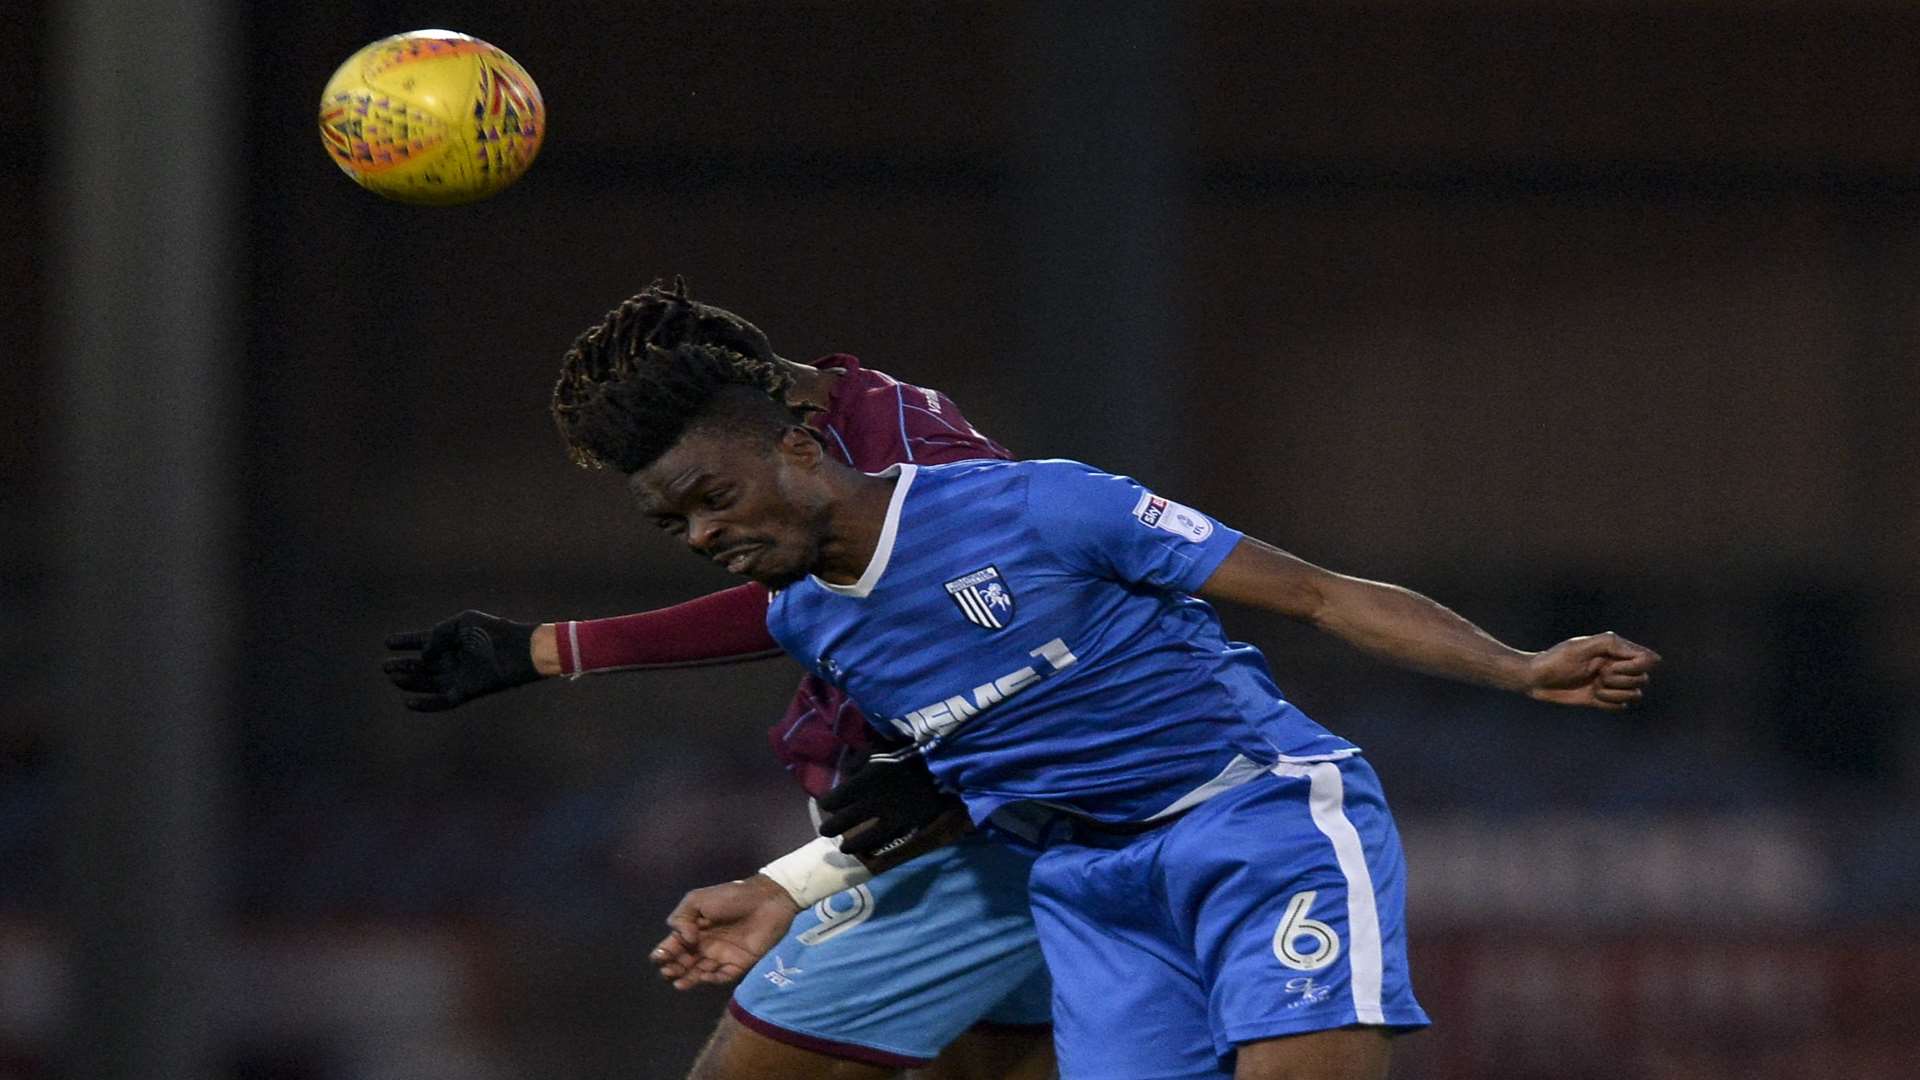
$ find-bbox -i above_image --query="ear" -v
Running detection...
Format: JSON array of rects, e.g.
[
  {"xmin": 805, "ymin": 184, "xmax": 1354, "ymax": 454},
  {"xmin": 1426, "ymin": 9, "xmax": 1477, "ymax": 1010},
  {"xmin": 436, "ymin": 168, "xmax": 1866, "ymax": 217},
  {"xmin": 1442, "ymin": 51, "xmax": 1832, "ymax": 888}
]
[{"xmin": 774, "ymin": 425, "xmax": 825, "ymax": 469}]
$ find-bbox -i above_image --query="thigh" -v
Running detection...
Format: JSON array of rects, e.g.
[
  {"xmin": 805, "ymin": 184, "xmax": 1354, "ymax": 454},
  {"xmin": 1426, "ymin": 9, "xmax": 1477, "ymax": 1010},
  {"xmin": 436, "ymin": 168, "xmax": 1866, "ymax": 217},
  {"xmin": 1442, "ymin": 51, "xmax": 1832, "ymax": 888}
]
[
  {"xmin": 910, "ymin": 1027, "xmax": 1056, "ymax": 1080},
  {"xmin": 910, "ymin": 939, "xmax": 1055, "ymax": 1080},
  {"xmin": 1027, "ymin": 842, "xmax": 1229, "ymax": 1080},
  {"xmin": 1164, "ymin": 759, "xmax": 1429, "ymax": 1056},
  {"xmin": 729, "ymin": 835, "xmax": 1049, "ymax": 1069},
  {"xmin": 1232, "ymin": 1026, "xmax": 1392, "ymax": 1080},
  {"xmin": 691, "ymin": 1012, "xmax": 899, "ymax": 1080}
]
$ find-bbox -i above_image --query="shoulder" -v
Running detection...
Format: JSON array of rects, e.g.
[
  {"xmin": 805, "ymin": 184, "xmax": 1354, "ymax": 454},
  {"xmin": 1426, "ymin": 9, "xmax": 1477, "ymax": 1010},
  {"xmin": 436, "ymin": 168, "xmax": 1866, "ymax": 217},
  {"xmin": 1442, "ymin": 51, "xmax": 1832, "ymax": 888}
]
[
  {"xmin": 913, "ymin": 457, "xmax": 1041, "ymax": 485},
  {"xmin": 811, "ymin": 353, "xmax": 890, "ymax": 392},
  {"xmin": 1015, "ymin": 458, "xmax": 1127, "ymax": 498},
  {"xmin": 814, "ymin": 354, "xmax": 945, "ymax": 411},
  {"xmin": 812, "ymin": 356, "xmax": 1009, "ymax": 468},
  {"xmin": 812, "ymin": 354, "xmax": 912, "ymax": 429},
  {"xmin": 901, "ymin": 458, "xmax": 1029, "ymax": 508},
  {"xmin": 914, "ymin": 457, "xmax": 1108, "ymax": 485},
  {"xmin": 764, "ymin": 581, "xmax": 822, "ymax": 632},
  {"xmin": 810, "ymin": 354, "xmax": 893, "ymax": 413},
  {"xmin": 911, "ymin": 458, "xmax": 1107, "ymax": 512},
  {"xmin": 809, "ymin": 353, "xmax": 865, "ymax": 374}
]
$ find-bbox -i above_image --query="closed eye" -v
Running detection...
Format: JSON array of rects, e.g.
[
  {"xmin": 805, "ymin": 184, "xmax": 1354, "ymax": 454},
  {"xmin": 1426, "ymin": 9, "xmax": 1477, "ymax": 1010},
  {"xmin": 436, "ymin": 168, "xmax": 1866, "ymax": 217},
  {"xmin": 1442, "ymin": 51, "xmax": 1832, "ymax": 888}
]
[{"xmin": 652, "ymin": 515, "xmax": 686, "ymax": 536}]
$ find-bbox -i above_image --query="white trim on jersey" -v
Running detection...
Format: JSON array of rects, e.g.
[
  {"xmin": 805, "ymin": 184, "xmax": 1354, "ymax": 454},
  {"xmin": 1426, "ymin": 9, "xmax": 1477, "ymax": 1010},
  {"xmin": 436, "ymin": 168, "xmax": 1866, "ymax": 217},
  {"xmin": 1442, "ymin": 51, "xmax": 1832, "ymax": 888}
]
[
  {"xmin": 1142, "ymin": 747, "xmax": 1361, "ymax": 821},
  {"xmin": 1144, "ymin": 753, "xmax": 1270, "ymax": 820},
  {"xmin": 816, "ymin": 463, "xmax": 918, "ymax": 599},
  {"xmin": 893, "ymin": 384, "xmax": 915, "ymax": 462},
  {"xmin": 1275, "ymin": 760, "xmax": 1386, "ymax": 1025}
]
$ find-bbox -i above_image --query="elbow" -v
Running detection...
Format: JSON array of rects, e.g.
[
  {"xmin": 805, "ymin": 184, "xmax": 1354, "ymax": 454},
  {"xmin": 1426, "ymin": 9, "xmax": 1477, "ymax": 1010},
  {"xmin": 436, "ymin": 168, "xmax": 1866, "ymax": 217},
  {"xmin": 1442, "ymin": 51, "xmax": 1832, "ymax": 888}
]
[
  {"xmin": 1296, "ymin": 572, "xmax": 1365, "ymax": 630},
  {"xmin": 1287, "ymin": 578, "xmax": 1335, "ymax": 627}
]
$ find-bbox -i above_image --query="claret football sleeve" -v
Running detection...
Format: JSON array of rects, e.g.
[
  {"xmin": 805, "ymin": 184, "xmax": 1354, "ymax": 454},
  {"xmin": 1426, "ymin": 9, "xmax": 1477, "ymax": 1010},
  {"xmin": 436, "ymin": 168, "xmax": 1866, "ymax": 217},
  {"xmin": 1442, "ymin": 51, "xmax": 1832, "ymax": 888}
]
[
  {"xmin": 1024, "ymin": 460, "xmax": 1244, "ymax": 594},
  {"xmin": 555, "ymin": 584, "xmax": 781, "ymax": 675}
]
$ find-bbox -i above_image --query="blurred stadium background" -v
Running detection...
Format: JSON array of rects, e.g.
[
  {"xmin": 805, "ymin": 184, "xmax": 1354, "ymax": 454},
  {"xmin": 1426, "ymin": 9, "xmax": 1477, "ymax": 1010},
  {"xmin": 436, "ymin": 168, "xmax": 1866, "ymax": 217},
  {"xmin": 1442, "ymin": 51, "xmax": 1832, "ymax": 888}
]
[{"xmin": 6, "ymin": 1, "xmax": 1920, "ymax": 1077}]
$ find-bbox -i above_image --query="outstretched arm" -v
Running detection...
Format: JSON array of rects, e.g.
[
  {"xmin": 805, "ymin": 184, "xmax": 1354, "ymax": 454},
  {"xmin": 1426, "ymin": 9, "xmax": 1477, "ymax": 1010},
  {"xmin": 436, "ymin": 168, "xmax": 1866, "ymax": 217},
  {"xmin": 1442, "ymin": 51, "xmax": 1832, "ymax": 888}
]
[
  {"xmin": 535, "ymin": 583, "xmax": 782, "ymax": 676},
  {"xmin": 649, "ymin": 805, "xmax": 971, "ymax": 990},
  {"xmin": 1197, "ymin": 536, "xmax": 1659, "ymax": 709},
  {"xmin": 384, "ymin": 585, "xmax": 783, "ymax": 711}
]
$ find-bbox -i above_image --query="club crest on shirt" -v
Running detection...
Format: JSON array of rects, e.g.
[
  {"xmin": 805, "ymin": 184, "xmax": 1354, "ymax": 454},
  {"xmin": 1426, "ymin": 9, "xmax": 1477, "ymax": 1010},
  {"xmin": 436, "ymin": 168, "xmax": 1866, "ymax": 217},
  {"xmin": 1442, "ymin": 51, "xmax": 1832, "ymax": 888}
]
[
  {"xmin": 1132, "ymin": 492, "xmax": 1214, "ymax": 543},
  {"xmin": 944, "ymin": 565, "xmax": 1014, "ymax": 630}
]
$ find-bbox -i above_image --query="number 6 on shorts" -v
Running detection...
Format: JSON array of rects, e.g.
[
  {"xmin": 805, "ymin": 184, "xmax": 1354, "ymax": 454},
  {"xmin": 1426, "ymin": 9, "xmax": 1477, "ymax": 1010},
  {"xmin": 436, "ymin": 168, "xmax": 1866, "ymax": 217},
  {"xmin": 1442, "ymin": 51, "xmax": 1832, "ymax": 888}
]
[{"xmin": 1272, "ymin": 890, "xmax": 1340, "ymax": 972}]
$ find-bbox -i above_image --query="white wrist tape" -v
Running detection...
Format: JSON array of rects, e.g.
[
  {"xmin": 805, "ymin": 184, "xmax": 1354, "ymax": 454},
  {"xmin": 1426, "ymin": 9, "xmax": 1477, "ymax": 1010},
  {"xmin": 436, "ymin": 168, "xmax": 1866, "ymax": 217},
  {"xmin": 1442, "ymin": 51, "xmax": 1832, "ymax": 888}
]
[{"xmin": 758, "ymin": 836, "xmax": 873, "ymax": 908}]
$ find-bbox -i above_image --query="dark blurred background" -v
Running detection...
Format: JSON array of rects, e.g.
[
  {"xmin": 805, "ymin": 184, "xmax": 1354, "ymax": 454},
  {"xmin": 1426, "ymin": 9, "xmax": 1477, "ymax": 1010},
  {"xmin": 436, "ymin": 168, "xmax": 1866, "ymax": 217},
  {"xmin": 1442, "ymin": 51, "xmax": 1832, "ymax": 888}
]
[{"xmin": 6, "ymin": 2, "xmax": 1919, "ymax": 1078}]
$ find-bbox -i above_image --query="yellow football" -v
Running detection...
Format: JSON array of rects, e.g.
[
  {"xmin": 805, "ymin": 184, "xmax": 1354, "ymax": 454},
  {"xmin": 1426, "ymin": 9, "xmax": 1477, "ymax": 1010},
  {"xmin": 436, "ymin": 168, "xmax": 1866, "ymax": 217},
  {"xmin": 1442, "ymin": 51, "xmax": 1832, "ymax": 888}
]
[{"xmin": 318, "ymin": 29, "xmax": 545, "ymax": 206}]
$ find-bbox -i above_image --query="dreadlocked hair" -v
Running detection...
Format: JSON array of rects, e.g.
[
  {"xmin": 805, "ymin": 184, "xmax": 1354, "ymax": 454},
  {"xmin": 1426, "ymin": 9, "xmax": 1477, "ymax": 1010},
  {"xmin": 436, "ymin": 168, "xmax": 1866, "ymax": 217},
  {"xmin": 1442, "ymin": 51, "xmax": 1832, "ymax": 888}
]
[
  {"xmin": 552, "ymin": 277, "xmax": 799, "ymax": 471},
  {"xmin": 553, "ymin": 338, "xmax": 799, "ymax": 473},
  {"xmin": 563, "ymin": 276, "xmax": 777, "ymax": 380}
]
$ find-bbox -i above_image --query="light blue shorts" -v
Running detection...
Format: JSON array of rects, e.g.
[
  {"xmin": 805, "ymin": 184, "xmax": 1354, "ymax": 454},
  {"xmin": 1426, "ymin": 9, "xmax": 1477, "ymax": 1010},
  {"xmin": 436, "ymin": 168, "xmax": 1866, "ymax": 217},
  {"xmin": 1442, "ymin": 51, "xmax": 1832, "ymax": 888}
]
[
  {"xmin": 1027, "ymin": 754, "xmax": 1429, "ymax": 1079},
  {"xmin": 730, "ymin": 832, "xmax": 1052, "ymax": 1068}
]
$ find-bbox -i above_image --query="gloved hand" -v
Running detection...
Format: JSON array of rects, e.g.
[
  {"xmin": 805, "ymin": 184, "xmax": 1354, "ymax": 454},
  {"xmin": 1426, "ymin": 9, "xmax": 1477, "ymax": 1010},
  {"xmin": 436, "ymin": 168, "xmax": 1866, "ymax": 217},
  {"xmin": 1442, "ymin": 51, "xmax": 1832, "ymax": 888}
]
[
  {"xmin": 816, "ymin": 749, "xmax": 964, "ymax": 858},
  {"xmin": 383, "ymin": 610, "xmax": 541, "ymax": 711}
]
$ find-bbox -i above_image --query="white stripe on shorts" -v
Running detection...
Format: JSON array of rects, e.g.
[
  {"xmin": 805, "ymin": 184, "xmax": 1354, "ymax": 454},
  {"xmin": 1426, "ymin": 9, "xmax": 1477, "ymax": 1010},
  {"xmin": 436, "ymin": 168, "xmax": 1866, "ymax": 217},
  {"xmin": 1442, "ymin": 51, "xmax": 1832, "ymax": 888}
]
[{"xmin": 1272, "ymin": 760, "xmax": 1385, "ymax": 1024}]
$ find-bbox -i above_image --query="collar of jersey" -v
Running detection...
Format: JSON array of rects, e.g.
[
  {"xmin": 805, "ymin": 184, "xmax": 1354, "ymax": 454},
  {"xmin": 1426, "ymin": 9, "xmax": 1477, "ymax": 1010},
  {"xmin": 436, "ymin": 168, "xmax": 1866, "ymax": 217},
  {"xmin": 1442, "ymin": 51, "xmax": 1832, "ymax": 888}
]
[{"xmin": 812, "ymin": 462, "xmax": 916, "ymax": 598}]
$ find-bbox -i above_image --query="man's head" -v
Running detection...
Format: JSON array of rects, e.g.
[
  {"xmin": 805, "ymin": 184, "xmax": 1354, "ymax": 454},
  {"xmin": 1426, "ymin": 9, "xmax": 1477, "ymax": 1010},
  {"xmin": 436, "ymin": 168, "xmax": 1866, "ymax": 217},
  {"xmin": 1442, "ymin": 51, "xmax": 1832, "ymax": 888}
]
[
  {"xmin": 553, "ymin": 318, "xmax": 840, "ymax": 587},
  {"xmin": 558, "ymin": 276, "xmax": 779, "ymax": 383},
  {"xmin": 552, "ymin": 277, "xmax": 793, "ymax": 469}
]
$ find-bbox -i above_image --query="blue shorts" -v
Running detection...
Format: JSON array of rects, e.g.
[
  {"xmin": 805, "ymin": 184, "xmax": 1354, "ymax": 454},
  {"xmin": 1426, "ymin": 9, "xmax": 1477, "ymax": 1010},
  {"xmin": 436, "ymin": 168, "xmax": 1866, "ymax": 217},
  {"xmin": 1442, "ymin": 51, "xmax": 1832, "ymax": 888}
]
[
  {"xmin": 1026, "ymin": 754, "xmax": 1429, "ymax": 1079},
  {"xmin": 730, "ymin": 831, "xmax": 1052, "ymax": 1068}
]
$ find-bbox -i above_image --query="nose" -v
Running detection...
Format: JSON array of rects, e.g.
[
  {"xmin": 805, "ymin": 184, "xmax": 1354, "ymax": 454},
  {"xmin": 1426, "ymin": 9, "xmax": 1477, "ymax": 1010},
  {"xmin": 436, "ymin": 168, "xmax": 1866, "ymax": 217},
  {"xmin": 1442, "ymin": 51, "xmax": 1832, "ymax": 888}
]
[{"xmin": 686, "ymin": 515, "xmax": 724, "ymax": 554}]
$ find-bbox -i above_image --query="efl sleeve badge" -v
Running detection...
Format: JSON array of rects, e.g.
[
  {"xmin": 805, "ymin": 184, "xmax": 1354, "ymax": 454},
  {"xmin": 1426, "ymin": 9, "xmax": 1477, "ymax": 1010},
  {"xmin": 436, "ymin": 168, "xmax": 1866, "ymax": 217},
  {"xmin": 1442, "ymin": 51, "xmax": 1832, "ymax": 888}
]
[{"xmin": 1132, "ymin": 492, "xmax": 1215, "ymax": 543}]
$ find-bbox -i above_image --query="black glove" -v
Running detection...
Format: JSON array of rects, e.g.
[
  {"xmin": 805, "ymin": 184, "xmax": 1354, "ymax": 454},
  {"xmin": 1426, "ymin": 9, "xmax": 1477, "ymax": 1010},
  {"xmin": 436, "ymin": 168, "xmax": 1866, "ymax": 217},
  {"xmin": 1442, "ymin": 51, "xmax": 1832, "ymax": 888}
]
[
  {"xmin": 817, "ymin": 749, "xmax": 964, "ymax": 858},
  {"xmin": 382, "ymin": 610, "xmax": 541, "ymax": 711}
]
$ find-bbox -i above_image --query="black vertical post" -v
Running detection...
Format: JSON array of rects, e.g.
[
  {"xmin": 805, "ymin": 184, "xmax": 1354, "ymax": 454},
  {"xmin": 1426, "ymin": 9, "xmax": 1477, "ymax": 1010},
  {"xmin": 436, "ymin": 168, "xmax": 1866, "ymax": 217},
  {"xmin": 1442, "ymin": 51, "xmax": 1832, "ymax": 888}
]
[
  {"xmin": 1009, "ymin": 2, "xmax": 1188, "ymax": 486},
  {"xmin": 48, "ymin": 0, "xmax": 241, "ymax": 1076}
]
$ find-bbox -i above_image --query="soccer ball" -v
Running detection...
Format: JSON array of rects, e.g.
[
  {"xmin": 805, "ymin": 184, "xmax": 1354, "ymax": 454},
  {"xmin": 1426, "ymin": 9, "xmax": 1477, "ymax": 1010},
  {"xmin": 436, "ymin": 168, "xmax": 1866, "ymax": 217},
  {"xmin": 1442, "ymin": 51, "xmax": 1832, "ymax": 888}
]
[{"xmin": 318, "ymin": 29, "xmax": 545, "ymax": 206}]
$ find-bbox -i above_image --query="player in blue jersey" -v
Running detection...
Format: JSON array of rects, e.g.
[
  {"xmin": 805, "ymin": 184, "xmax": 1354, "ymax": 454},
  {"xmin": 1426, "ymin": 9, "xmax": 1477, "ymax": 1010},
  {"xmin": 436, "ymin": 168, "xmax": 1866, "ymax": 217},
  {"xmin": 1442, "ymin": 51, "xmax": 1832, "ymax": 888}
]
[
  {"xmin": 391, "ymin": 283, "xmax": 1053, "ymax": 1079},
  {"xmin": 559, "ymin": 344, "xmax": 1660, "ymax": 1079}
]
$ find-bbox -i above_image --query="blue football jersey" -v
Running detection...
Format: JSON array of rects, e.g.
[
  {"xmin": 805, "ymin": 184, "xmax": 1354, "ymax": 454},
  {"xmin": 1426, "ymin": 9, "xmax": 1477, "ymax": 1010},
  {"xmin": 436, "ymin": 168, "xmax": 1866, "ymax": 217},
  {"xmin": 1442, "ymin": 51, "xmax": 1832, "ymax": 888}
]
[{"xmin": 766, "ymin": 459, "xmax": 1359, "ymax": 825}]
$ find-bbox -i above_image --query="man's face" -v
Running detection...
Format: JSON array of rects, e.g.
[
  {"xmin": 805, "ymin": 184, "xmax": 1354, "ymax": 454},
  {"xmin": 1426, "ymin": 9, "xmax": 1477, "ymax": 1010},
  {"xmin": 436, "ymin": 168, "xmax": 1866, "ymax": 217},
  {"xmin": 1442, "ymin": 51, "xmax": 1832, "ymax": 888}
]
[{"xmin": 630, "ymin": 426, "xmax": 830, "ymax": 589}]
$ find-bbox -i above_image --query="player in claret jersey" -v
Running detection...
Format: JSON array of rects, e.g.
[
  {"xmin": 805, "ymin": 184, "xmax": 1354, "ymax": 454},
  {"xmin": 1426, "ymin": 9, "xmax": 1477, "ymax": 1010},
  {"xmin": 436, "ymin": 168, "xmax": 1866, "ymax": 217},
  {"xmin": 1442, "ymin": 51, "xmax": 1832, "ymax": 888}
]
[
  {"xmin": 383, "ymin": 281, "xmax": 1055, "ymax": 1079},
  {"xmin": 582, "ymin": 345, "xmax": 1663, "ymax": 1080}
]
